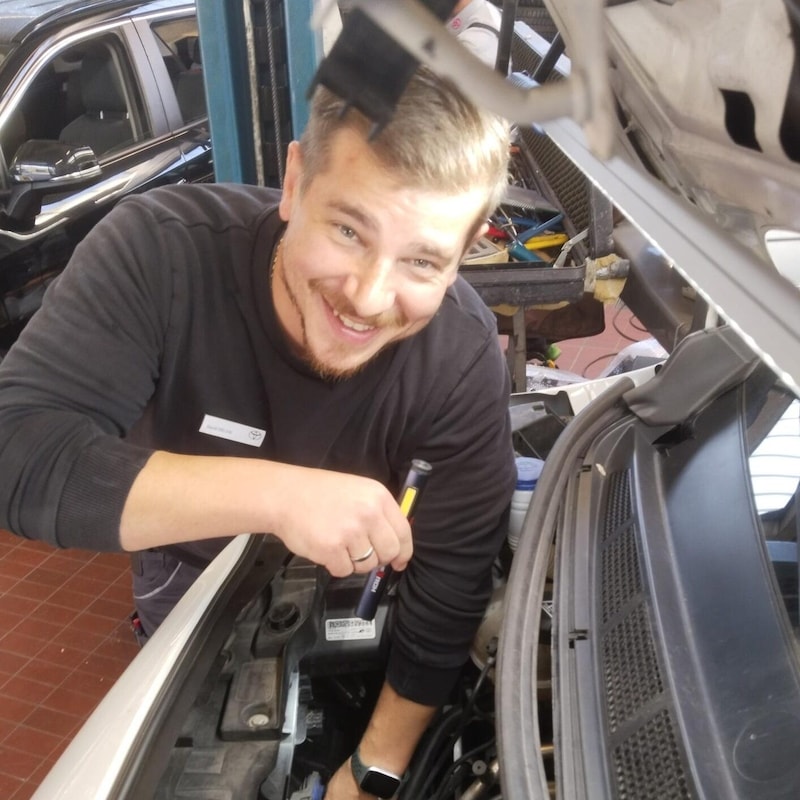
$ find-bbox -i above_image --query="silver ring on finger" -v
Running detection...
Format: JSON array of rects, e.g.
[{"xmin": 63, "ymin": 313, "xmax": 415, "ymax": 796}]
[{"xmin": 350, "ymin": 545, "xmax": 375, "ymax": 564}]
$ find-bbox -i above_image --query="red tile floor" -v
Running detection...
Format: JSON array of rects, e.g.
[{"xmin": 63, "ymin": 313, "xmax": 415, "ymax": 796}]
[
  {"xmin": 551, "ymin": 301, "xmax": 652, "ymax": 379},
  {"xmin": 0, "ymin": 300, "xmax": 650, "ymax": 799},
  {"xmin": 0, "ymin": 532, "xmax": 138, "ymax": 799}
]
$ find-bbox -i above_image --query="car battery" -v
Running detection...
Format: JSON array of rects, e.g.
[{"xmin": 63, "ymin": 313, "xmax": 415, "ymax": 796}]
[{"xmin": 301, "ymin": 573, "xmax": 392, "ymax": 675}]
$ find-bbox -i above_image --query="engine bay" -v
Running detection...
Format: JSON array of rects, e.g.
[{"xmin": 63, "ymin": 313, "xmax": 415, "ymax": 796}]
[{"xmin": 144, "ymin": 331, "xmax": 799, "ymax": 800}]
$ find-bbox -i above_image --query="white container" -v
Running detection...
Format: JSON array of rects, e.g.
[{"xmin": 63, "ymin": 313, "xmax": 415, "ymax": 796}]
[{"xmin": 507, "ymin": 456, "xmax": 544, "ymax": 551}]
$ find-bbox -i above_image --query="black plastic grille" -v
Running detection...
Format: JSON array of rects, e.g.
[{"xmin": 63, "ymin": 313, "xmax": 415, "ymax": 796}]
[
  {"xmin": 601, "ymin": 522, "xmax": 642, "ymax": 624},
  {"xmin": 604, "ymin": 470, "xmax": 632, "ymax": 542},
  {"xmin": 601, "ymin": 471, "xmax": 640, "ymax": 623},
  {"xmin": 602, "ymin": 604, "xmax": 663, "ymax": 732},
  {"xmin": 612, "ymin": 709, "xmax": 692, "ymax": 800},
  {"xmin": 599, "ymin": 470, "xmax": 693, "ymax": 799}
]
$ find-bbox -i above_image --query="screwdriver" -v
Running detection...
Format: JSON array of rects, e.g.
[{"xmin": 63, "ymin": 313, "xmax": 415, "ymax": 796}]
[{"xmin": 355, "ymin": 459, "xmax": 432, "ymax": 620}]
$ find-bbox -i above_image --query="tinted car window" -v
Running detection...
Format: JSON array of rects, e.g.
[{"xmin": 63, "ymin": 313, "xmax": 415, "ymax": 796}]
[
  {"xmin": 150, "ymin": 16, "xmax": 206, "ymax": 124},
  {"xmin": 0, "ymin": 32, "xmax": 152, "ymax": 167},
  {"xmin": 0, "ymin": 6, "xmax": 208, "ymax": 356}
]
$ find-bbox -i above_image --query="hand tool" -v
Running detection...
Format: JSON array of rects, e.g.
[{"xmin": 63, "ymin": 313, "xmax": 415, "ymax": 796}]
[{"xmin": 355, "ymin": 459, "xmax": 432, "ymax": 620}]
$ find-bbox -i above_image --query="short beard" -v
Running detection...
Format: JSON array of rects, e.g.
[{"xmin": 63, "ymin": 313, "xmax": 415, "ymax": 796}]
[
  {"xmin": 279, "ymin": 268, "xmax": 375, "ymax": 382},
  {"xmin": 310, "ymin": 354, "xmax": 367, "ymax": 382}
]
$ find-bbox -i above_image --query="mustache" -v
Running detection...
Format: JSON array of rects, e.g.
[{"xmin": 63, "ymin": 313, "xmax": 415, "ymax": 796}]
[{"xmin": 311, "ymin": 281, "xmax": 406, "ymax": 328}]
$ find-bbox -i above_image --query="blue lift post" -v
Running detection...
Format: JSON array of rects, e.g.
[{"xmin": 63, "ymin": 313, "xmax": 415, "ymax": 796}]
[
  {"xmin": 194, "ymin": 0, "xmax": 256, "ymax": 184},
  {"xmin": 283, "ymin": 0, "xmax": 318, "ymax": 139},
  {"xmin": 195, "ymin": 0, "xmax": 322, "ymax": 186}
]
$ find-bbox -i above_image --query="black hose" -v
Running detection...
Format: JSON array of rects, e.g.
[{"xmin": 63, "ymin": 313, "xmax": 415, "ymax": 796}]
[
  {"xmin": 430, "ymin": 738, "xmax": 497, "ymax": 800},
  {"xmin": 461, "ymin": 654, "xmax": 495, "ymax": 723},
  {"xmin": 399, "ymin": 705, "xmax": 464, "ymax": 799},
  {"xmin": 402, "ymin": 655, "xmax": 498, "ymax": 798}
]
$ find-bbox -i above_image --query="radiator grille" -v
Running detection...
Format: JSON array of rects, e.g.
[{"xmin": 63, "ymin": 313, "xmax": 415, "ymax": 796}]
[
  {"xmin": 517, "ymin": 128, "xmax": 591, "ymax": 237},
  {"xmin": 515, "ymin": 0, "xmax": 560, "ymax": 42},
  {"xmin": 511, "ymin": 32, "xmax": 565, "ymax": 81},
  {"xmin": 511, "ymin": 24, "xmax": 592, "ymax": 252}
]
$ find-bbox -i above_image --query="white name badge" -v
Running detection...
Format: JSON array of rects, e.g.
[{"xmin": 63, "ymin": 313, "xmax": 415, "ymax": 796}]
[{"xmin": 199, "ymin": 414, "xmax": 266, "ymax": 447}]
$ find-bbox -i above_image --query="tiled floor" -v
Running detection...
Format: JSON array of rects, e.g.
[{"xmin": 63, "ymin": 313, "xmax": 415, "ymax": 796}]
[
  {"xmin": 552, "ymin": 300, "xmax": 652, "ymax": 379},
  {"xmin": 0, "ymin": 530, "xmax": 138, "ymax": 800},
  {"xmin": 0, "ymin": 300, "xmax": 649, "ymax": 799}
]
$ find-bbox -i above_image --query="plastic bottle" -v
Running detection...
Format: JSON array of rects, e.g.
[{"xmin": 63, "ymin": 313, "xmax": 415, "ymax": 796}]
[{"xmin": 507, "ymin": 456, "xmax": 545, "ymax": 551}]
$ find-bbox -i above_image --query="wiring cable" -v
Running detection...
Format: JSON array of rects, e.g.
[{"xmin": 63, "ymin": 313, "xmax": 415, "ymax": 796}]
[
  {"xmin": 402, "ymin": 657, "xmax": 497, "ymax": 799},
  {"xmin": 429, "ymin": 737, "xmax": 498, "ymax": 800},
  {"xmin": 611, "ymin": 303, "xmax": 649, "ymax": 340}
]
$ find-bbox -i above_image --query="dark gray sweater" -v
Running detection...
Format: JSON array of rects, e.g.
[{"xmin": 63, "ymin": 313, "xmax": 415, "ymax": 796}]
[{"xmin": 0, "ymin": 183, "xmax": 516, "ymax": 704}]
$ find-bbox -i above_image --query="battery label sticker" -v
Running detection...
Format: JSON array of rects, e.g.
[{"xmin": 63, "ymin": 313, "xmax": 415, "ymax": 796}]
[{"xmin": 325, "ymin": 617, "xmax": 377, "ymax": 641}]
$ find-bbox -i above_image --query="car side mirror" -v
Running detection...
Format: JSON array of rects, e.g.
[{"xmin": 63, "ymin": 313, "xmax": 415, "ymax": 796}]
[{"xmin": 2, "ymin": 140, "xmax": 102, "ymax": 228}]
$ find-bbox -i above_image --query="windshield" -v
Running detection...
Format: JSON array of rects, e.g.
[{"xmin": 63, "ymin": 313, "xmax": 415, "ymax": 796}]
[{"xmin": 746, "ymin": 386, "xmax": 800, "ymax": 635}]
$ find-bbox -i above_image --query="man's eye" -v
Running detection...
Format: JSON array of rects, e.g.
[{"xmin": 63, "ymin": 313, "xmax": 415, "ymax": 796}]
[
  {"xmin": 412, "ymin": 258, "xmax": 434, "ymax": 270},
  {"xmin": 338, "ymin": 225, "xmax": 357, "ymax": 239}
]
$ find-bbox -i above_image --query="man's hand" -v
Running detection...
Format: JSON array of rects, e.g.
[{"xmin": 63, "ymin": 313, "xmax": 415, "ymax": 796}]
[
  {"xmin": 323, "ymin": 759, "xmax": 367, "ymax": 800},
  {"xmin": 120, "ymin": 452, "xmax": 413, "ymax": 576},
  {"xmin": 270, "ymin": 465, "xmax": 412, "ymax": 577},
  {"xmin": 323, "ymin": 681, "xmax": 437, "ymax": 799}
]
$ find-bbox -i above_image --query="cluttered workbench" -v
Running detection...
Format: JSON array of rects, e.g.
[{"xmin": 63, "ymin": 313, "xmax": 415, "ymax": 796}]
[
  {"xmin": 459, "ymin": 139, "xmax": 630, "ymax": 393},
  {"xmin": 460, "ymin": 181, "xmax": 583, "ymax": 392}
]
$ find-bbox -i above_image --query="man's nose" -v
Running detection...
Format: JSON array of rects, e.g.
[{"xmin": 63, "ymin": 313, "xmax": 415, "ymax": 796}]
[{"xmin": 343, "ymin": 258, "xmax": 396, "ymax": 318}]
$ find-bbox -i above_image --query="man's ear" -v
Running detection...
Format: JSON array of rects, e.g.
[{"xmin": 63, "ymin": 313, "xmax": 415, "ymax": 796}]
[{"xmin": 278, "ymin": 141, "xmax": 303, "ymax": 222}]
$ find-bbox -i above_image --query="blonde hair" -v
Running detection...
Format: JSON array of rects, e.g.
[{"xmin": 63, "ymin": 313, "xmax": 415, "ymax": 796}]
[{"xmin": 300, "ymin": 67, "xmax": 510, "ymax": 226}]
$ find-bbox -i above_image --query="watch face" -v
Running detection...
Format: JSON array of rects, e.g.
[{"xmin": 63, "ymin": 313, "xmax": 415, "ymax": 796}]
[{"xmin": 361, "ymin": 767, "xmax": 401, "ymax": 798}]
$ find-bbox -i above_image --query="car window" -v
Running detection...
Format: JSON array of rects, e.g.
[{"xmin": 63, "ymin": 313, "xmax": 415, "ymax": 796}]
[
  {"xmin": 150, "ymin": 16, "xmax": 207, "ymax": 125},
  {"xmin": 750, "ymin": 398, "xmax": 800, "ymax": 515},
  {"xmin": 0, "ymin": 33, "xmax": 152, "ymax": 168},
  {"xmin": 746, "ymin": 387, "xmax": 800, "ymax": 632}
]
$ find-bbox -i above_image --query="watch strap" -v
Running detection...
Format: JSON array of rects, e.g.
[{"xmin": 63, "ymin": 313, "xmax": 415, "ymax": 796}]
[{"xmin": 350, "ymin": 746, "xmax": 402, "ymax": 798}]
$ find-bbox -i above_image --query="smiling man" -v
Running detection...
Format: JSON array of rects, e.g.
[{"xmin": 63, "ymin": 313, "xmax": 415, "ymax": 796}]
[
  {"xmin": 0, "ymin": 67, "xmax": 516, "ymax": 799},
  {"xmin": 274, "ymin": 126, "xmax": 492, "ymax": 379}
]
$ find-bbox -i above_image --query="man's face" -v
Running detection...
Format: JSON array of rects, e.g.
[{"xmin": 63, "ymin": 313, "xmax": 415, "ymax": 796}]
[{"xmin": 274, "ymin": 127, "xmax": 488, "ymax": 379}]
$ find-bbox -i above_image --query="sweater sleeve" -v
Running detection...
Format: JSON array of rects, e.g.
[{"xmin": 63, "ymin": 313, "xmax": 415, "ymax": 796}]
[
  {"xmin": 385, "ymin": 320, "xmax": 517, "ymax": 706},
  {"xmin": 0, "ymin": 196, "xmax": 172, "ymax": 550}
]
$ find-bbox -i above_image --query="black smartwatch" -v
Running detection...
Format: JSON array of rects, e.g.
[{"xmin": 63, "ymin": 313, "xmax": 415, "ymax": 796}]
[{"xmin": 350, "ymin": 746, "xmax": 402, "ymax": 798}]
